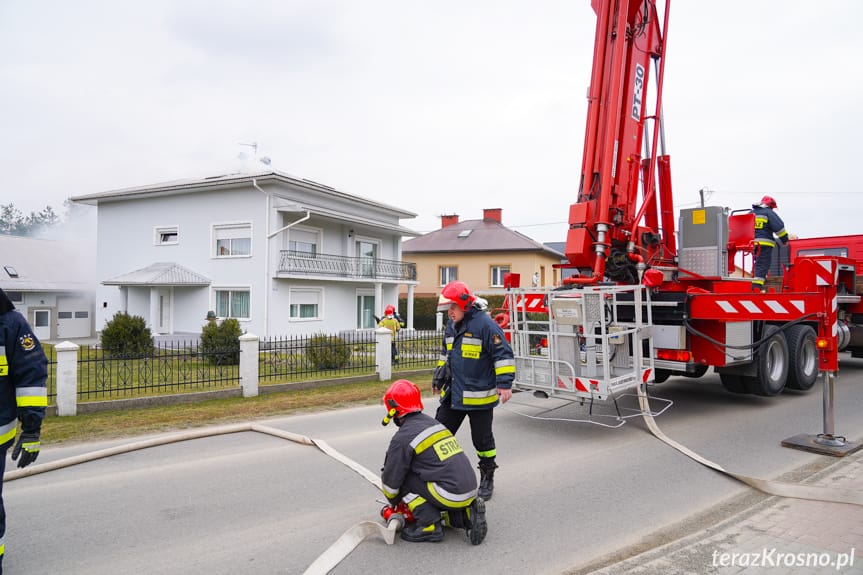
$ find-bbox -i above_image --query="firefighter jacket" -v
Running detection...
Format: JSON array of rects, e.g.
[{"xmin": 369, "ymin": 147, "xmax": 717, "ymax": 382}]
[
  {"xmin": 437, "ymin": 307, "xmax": 515, "ymax": 411},
  {"xmin": 378, "ymin": 315, "xmax": 401, "ymax": 335},
  {"xmin": 0, "ymin": 290, "xmax": 48, "ymax": 449},
  {"xmin": 381, "ymin": 411, "xmax": 477, "ymax": 509},
  {"xmin": 752, "ymin": 204, "xmax": 789, "ymax": 248}
]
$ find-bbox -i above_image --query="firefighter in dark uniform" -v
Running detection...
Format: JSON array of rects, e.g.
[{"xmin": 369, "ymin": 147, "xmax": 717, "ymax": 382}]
[
  {"xmin": 434, "ymin": 281, "xmax": 515, "ymax": 501},
  {"xmin": 0, "ymin": 288, "xmax": 49, "ymax": 571},
  {"xmin": 380, "ymin": 379, "xmax": 487, "ymax": 544},
  {"xmin": 752, "ymin": 195, "xmax": 792, "ymax": 291}
]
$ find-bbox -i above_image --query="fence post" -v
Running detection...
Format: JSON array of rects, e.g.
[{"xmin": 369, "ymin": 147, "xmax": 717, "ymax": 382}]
[
  {"xmin": 436, "ymin": 312, "xmax": 444, "ymax": 331},
  {"xmin": 376, "ymin": 327, "xmax": 392, "ymax": 381},
  {"xmin": 239, "ymin": 333, "xmax": 259, "ymax": 398},
  {"xmin": 55, "ymin": 341, "xmax": 79, "ymax": 416}
]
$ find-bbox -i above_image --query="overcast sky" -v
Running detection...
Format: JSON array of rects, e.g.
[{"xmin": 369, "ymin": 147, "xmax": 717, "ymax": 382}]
[{"xmin": 1, "ymin": 1, "xmax": 860, "ymax": 244}]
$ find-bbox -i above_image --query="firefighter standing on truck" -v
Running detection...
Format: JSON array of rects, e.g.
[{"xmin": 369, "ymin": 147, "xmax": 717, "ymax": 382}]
[
  {"xmin": 434, "ymin": 280, "xmax": 515, "ymax": 501},
  {"xmin": 380, "ymin": 379, "xmax": 487, "ymax": 544},
  {"xmin": 752, "ymin": 195, "xmax": 793, "ymax": 292},
  {"xmin": 0, "ymin": 287, "xmax": 49, "ymax": 573}
]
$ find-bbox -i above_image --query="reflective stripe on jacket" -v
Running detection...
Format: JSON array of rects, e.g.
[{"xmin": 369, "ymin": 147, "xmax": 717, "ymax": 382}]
[
  {"xmin": 0, "ymin": 305, "xmax": 48, "ymax": 447},
  {"xmin": 381, "ymin": 412, "xmax": 477, "ymax": 508},
  {"xmin": 439, "ymin": 307, "xmax": 515, "ymax": 411},
  {"xmin": 752, "ymin": 204, "xmax": 789, "ymax": 247}
]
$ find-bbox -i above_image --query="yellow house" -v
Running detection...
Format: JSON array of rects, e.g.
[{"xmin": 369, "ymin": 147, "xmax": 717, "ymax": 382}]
[{"xmin": 401, "ymin": 208, "xmax": 565, "ymax": 298}]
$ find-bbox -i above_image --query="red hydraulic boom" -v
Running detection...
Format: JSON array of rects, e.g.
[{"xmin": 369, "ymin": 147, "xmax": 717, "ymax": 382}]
[{"xmin": 565, "ymin": 0, "xmax": 676, "ymax": 284}]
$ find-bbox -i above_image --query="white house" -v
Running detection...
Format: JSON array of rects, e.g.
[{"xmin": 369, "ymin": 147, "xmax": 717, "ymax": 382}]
[
  {"xmin": 71, "ymin": 170, "xmax": 420, "ymax": 337},
  {"xmin": 0, "ymin": 235, "xmax": 96, "ymax": 341}
]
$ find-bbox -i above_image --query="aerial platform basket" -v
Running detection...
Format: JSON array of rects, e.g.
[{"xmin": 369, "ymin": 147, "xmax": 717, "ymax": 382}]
[{"xmin": 506, "ymin": 284, "xmax": 657, "ymax": 403}]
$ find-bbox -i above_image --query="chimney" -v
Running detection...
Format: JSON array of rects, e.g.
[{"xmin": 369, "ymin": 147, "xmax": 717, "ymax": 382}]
[
  {"xmin": 441, "ymin": 214, "xmax": 460, "ymax": 228},
  {"xmin": 483, "ymin": 208, "xmax": 502, "ymax": 223}
]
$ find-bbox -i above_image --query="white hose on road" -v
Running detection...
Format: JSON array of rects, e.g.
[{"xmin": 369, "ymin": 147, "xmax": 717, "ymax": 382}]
[
  {"xmin": 3, "ymin": 422, "xmax": 398, "ymax": 574},
  {"xmin": 636, "ymin": 384, "xmax": 863, "ymax": 507}
]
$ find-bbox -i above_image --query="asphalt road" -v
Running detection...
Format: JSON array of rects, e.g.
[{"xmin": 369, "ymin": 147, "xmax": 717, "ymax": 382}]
[{"xmin": 5, "ymin": 356, "xmax": 863, "ymax": 575}]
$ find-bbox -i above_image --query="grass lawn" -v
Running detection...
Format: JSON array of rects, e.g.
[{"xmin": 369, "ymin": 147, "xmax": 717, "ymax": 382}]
[{"xmin": 42, "ymin": 374, "xmax": 434, "ymax": 446}]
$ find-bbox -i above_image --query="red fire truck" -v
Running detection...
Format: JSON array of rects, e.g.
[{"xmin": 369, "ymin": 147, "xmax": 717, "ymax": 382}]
[
  {"xmin": 499, "ymin": 0, "xmax": 863, "ymax": 406},
  {"xmin": 790, "ymin": 236, "xmax": 863, "ymax": 276}
]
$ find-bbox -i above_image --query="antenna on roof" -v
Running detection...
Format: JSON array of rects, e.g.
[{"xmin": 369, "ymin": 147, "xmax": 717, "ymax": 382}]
[{"xmin": 237, "ymin": 142, "xmax": 273, "ymax": 173}]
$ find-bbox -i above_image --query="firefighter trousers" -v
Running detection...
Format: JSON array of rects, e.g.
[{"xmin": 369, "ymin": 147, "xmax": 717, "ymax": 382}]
[
  {"xmin": 753, "ymin": 243, "xmax": 773, "ymax": 284},
  {"xmin": 435, "ymin": 404, "xmax": 496, "ymax": 465},
  {"xmin": 0, "ymin": 446, "xmax": 6, "ymax": 573},
  {"xmin": 399, "ymin": 472, "xmax": 471, "ymax": 527}
]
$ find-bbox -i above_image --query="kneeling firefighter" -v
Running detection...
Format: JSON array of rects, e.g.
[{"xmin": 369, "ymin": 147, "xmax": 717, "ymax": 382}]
[{"xmin": 380, "ymin": 379, "xmax": 487, "ymax": 544}]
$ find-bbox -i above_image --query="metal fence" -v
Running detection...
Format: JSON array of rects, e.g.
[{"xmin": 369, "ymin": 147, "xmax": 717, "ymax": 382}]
[
  {"xmin": 259, "ymin": 333, "xmax": 377, "ymax": 382},
  {"xmin": 73, "ymin": 342, "xmax": 241, "ymax": 401},
  {"xmin": 394, "ymin": 330, "xmax": 443, "ymax": 369},
  {"xmin": 277, "ymin": 250, "xmax": 417, "ymax": 281},
  {"xmin": 46, "ymin": 347, "xmax": 57, "ymax": 402},
  {"xmin": 41, "ymin": 329, "xmax": 439, "ymax": 405}
]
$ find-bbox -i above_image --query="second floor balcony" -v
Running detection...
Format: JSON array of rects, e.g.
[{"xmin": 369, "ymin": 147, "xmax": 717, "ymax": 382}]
[{"xmin": 277, "ymin": 250, "xmax": 417, "ymax": 282}]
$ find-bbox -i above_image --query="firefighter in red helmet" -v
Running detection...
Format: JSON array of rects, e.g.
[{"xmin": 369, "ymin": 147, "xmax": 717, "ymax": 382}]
[
  {"xmin": 434, "ymin": 280, "xmax": 515, "ymax": 501},
  {"xmin": 751, "ymin": 195, "xmax": 793, "ymax": 291},
  {"xmin": 380, "ymin": 379, "xmax": 487, "ymax": 544},
  {"xmin": 378, "ymin": 305, "xmax": 402, "ymax": 365}
]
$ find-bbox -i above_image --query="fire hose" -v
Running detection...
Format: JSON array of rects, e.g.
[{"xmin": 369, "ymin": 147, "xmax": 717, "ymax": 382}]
[
  {"xmin": 3, "ymin": 422, "xmax": 401, "ymax": 574},
  {"xmin": 635, "ymin": 384, "xmax": 863, "ymax": 506},
  {"xmin": 5, "ymin": 398, "xmax": 861, "ymax": 573}
]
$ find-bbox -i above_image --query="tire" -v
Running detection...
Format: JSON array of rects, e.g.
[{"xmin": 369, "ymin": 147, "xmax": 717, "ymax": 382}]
[
  {"xmin": 785, "ymin": 324, "xmax": 818, "ymax": 391},
  {"xmin": 653, "ymin": 369, "xmax": 671, "ymax": 384},
  {"xmin": 719, "ymin": 373, "xmax": 748, "ymax": 394},
  {"xmin": 745, "ymin": 324, "xmax": 789, "ymax": 396}
]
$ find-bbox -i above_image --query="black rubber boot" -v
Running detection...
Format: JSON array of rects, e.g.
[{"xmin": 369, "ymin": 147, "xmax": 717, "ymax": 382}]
[
  {"xmin": 466, "ymin": 497, "xmax": 487, "ymax": 545},
  {"xmin": 478, "ymin": 461, "xmax": 498, "ymax": 501},
  {"xmin": 401, "ymin": 520, "xmax": 444, "ymax": 543}
]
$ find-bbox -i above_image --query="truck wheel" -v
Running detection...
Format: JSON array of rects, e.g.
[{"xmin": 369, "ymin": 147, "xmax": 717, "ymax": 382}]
[
  {"xmin": 785, "ymin": 325, "xmax": 818, "ymax": 391},
  {"xmin": 653, "ymin": 369, "xmax": 671, "ymax": 383},
  {"xmin": 745, "ymin": 324, "xmax": 788, "ymax": 396},
  {"xmin": 719, "ymin": 373, "xmax": 748, "ymax": 394}
]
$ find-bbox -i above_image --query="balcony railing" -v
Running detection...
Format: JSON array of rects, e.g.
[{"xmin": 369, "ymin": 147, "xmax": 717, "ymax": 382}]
[{"xmin": 277, "ymin": 250, "xmax": 417, "ymax": 281}]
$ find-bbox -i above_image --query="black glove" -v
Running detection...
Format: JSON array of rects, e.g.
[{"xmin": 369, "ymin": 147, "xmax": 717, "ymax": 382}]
[
  {"xmin": 12, "ymin": 430, "xmax": 40, "ymax": 468},
  {"xmin": 432, "ymin": 363, "xmax": 452, "ymax": 394}
]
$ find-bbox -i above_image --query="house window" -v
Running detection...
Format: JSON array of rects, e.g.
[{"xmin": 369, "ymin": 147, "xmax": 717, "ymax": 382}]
[
  {"xmin": 288, "ymin": 228, "xmax": 319, "ymax": 257},
  {"xmin": 439, "ymin": 266, "xmax": 458, "ymax": 286},
  {"xmin": 290, "ymin": 288, "xmax": 322, "ymax": 320},
  {"xmin": 215, "ymin": 289, "xmax": 250, "ymax": 319},
  {"xmin": 356, "ymin": 292, "xmax": 375, "ymax": 329},
  {"xmin": 4, "ymin": 266, "xmax": 18, "ymax": 278},
  {"xmin": 4, "ymin": 291, "xmax": 23, "ymax": 303},
  {"xmin": 356, "ymin": 240, "xmax": 378, "ymax": 278},
  {"xmin": 154, "ymin": 225, "xmax": 179, "ymax": 245},
  {"xmin": 490, "ymin": 265, "xmax": 511, "ymax": 287},
  {"xmin": 214, "ymin": 223, "xmax": 252, "ymax": 257}
]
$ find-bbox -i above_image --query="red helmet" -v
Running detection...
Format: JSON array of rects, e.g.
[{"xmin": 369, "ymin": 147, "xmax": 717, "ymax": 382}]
[
  {"xmin": 437, "ymin": 281, "xmax": 476, "ymax": 312},
  {"xmin": 385, "ymin": 305, "xmax": 396, "ymax": 316},
  {"xmin": 760, "ymin": 195, "xmax": 777, "ymax": 209},
  {"xmin": 382, "ymin": 379, "xmax": 424, "ymax": 425}
]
